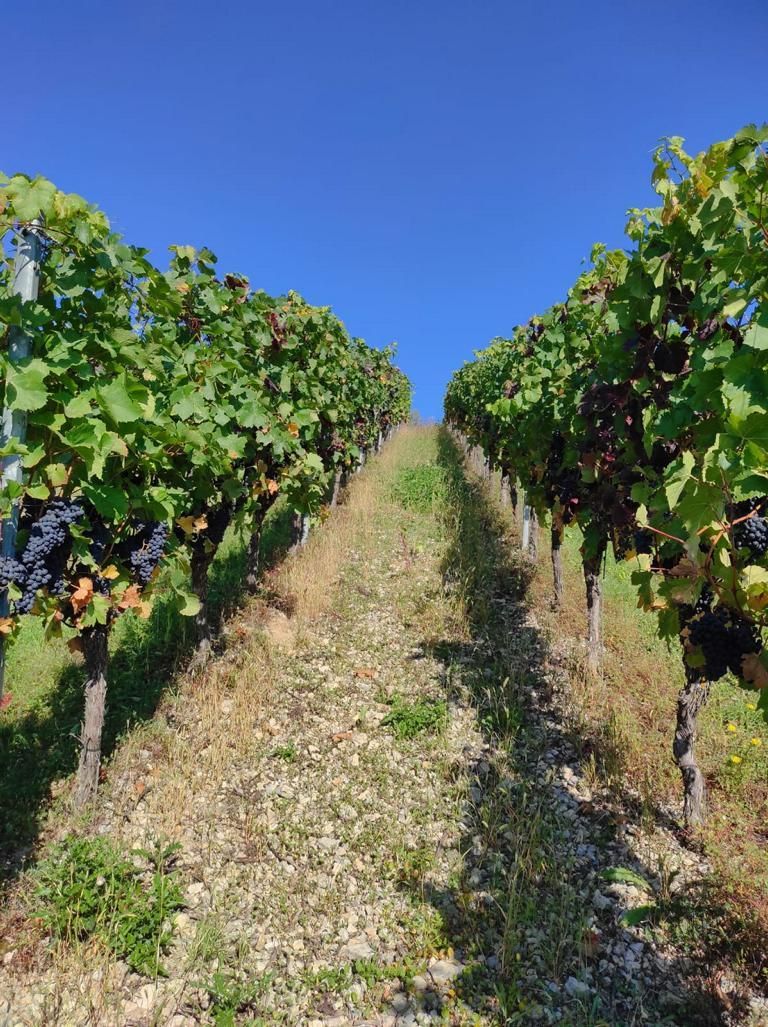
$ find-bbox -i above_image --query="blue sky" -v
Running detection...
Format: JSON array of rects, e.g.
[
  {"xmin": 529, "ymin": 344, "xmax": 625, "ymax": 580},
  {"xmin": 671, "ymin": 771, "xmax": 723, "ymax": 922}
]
[{"xmin": 5, "ymin": 0, "xmax": 768, "ymax": 419}]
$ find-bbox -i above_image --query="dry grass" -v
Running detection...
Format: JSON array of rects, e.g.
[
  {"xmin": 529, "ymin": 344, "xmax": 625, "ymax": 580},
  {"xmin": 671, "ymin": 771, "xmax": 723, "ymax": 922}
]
[{"xmin": 270, "ymin": 444, "xmax": 402, "ymax": 625}]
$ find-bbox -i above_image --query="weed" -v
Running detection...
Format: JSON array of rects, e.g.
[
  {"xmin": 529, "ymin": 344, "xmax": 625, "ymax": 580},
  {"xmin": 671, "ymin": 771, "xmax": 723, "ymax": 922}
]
[
  {"xmin": 352, "ymin": 956, "xmax": 424, "ymax": 988},
  {"xmin": 390, "ymin": 843, "xmax": 437, "ymax": 889},
  {"xmin": 33, "ymin": 835, "xmax": 183, "ymax": 976},
  {"xmin": 186, "ymin": 913, "xmax": 226, "ymax": 969},
  {"xmin": 270, "ymin": 741, "xmax": 297, "ymax": 762},
  {"xmin": 200, "ymin": 970, "xmax": 276, "ymax": 1027},
  {"xmin": 391, "ymin": 464, "xmax": 449, "ymax": 512},
  {"xmin": 302, "ymin": 964, "xmax": 353, "ymax": 991},
  {"xmin": 381, "ymin": 693, "xmax": 447, "ymax": 740}
]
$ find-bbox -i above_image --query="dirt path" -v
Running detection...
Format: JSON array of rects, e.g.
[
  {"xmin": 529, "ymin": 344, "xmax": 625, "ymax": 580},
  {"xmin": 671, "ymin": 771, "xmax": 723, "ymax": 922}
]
[{"xmin": 0, "ymin": 427, "xmax": 765, "ymax": 1026}]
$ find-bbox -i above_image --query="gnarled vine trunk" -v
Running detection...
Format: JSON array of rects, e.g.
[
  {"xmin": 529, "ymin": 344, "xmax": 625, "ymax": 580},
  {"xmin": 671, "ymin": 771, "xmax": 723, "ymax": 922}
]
[
  {"xmin": 190, "ymin": 543, "xmax": 215, "ymax": 660},
  {"xmin": 500, "ymin": 472, "xmax": 511, "ymax": 507},
  {"xmin": 330, "ymin": 469, "xmax": 343, "ymax": 509},
  {"xmin": 188, "ymin": 505, "xmax": 232, "ymax": 659},
  {"xmin": 551, "ymin": 526, "xmax": 564, "ymax": 608},
  {"xmin": 291, "ymin": 512, "xmax": 310, "ymax": 548},
  {"xmin": 73, "ymin": 622, "xmax": 110, "ymax": 808},
  {"xmin": 245, "ymin": 496, "xmax": 277, "ymax": 596},
  {"xmin": 245, "ymin": 520, "xmax": 263, "ymax": 595},
  {"xmin": 674, "ymin": 669, "xmax": 709, "ymax": 826},
  {"xmin": 529, "ymin": 508, "xmax": 539, "ymax": 560},
  {"xmin": 582, "ymin": 539, "xmax": 606, "ymax": 675}
]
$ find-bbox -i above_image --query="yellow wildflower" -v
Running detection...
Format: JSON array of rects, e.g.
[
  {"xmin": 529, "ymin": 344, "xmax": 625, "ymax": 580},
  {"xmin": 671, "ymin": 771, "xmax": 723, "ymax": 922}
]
[
  {"xmin": 726, "ymin": 723, "xmax": 737, "ymax": 733},
  {"xmin": 730, "ymin": 755, "xmax": 743, "ymax": 765},
  {"xmin": 750, "ymin": 737, "xmax": 762, "ymax": 747}
]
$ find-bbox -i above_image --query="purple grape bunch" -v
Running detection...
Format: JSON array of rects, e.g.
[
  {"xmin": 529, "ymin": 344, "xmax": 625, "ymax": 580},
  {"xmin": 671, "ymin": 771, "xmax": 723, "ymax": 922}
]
[
  {"xmin": 15, "ymin": 500, "xmax": 84, "ymax": 614},
  {"xmin": 125, "ymin": 522, "xmax": 170, "ymax": 585},
  {"xmin": 688, "ymin": 606, "xmax": 762, "ymax": 681},
  {"xmin": 732, "ymin": 497, "xmax": 768, "ymax": 560}
]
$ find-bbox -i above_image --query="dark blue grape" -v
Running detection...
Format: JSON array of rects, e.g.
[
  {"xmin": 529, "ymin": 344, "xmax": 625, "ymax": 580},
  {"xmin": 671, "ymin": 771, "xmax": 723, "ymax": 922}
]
[
  {"xmin": 688, "ymin": 607, "xmax": 762, "ymax": 681},
  {"xmin": 119, "ymin": 522, "xmax": 170, "ymax": 586},
  {"xmin": 14, "ymin": 499, "xmax": 83, "ymax": 614}
]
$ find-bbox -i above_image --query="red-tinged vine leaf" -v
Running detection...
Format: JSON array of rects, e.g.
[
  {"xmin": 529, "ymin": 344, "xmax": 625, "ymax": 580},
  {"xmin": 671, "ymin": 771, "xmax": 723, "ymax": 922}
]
[
  {"xmin": 0, "ymin": 618, "xmax": 14, "ymax": 636},
  {"xmin": 266, "ymin": 479, "xmax": 279, "ymax": 495},
  {"xmin": 67, "ymin": 636, "xmax": 84, "ymax": 655},
  {"xmin": 71, "ymin": 578, "xmax": 94, "ymax": 614},
  {"xmin": 287, "ymin": 422, "xmax": 300, "ymax": 437},
  {"xmin": 117, "ymin": 584, "xmax": 142, "ymax": 611},
  {"xmin": 0, "ymin": 692, "xmax": 13, "ymax": 711},
  {"xmin": 741, "ymin": 653, "xmax": 768, "ymax": 689}
]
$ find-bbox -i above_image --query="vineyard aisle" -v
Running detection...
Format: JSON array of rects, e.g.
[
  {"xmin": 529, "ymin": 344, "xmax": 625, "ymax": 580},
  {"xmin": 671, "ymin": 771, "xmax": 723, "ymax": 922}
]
[{"xmin": 1, "ymin": 426, "xmax": 764, "ymax": 1027}]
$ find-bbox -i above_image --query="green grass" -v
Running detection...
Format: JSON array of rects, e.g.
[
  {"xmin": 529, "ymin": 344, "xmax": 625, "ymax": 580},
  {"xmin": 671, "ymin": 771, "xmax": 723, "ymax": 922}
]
[
  {"xmin": 391, "ymin": 463, "xmax": 449, "ymax": 512},
  {"xmin": 0, "ymin": 502, "xmax": 293, "ymax": 880}
]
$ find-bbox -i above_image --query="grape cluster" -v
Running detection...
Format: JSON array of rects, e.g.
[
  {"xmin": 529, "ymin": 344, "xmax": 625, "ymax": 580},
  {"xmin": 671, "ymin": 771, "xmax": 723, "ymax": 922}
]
[
  {"xmin": 633, "ymin": 529, "xmax": 654, "ymax": 555},
  {"xmin": 732, "ymin": 497, "xmax": 768, "ymax": 559},
  {"xmin": 734, "ymin": 516, "xmax": 768, "ymax": 559},
  {"xmin": 688, "ymin": 607, "xmax": 762, "ymax": 681},
  {"xmin": 123, "ymin": 522, "xmax": 169, "ymax": 585},
  {"xmin": 678, "ymin": 585, "xmax": 714, "ymax": 633},
  {"xmin": 0, "ymin": 558, "xmax": 26, "ymax": 590},
  {"xmin": 15, "ymin": 500, "xmax": 83, "ymax": 614}
]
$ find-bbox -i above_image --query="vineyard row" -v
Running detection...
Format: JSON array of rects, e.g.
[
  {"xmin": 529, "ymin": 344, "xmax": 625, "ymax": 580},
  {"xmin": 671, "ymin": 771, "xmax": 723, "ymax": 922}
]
[
  {"xmin": 0, "ymin": 173, "xmax": 411, "ymax": 805},
  {"xmin": 444, "ymin": 125, "xmax": 768, "ymax": 824}
]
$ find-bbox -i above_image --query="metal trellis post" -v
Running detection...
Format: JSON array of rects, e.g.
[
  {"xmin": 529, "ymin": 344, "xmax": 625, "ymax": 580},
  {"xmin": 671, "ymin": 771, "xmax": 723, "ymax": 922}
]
[{"xmin": 0, "ymin": 223, "xmax": 43, "ymax": 698}]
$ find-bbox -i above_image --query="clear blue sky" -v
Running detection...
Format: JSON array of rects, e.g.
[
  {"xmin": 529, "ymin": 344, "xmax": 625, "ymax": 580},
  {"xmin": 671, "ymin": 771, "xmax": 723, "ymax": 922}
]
[{"xmin": 5, "ymin": 0, "xmax": 768, "ymax": 419}]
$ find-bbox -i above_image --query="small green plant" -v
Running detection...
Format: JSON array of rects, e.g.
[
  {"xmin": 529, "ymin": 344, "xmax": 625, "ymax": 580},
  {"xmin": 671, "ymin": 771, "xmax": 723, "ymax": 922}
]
[
  {"xmin": 352, "ymin": 956, "xmax": 424, "ymax": 988},
  {"xmin": 200, "ymin": 970, "xmax": 276, "ymax": 1027},
  {"xmin": 33, "ymin": 835, "xmax": 183, "ymax": 976},
  {"xmin": 391, "ymin": 464, "xmax": 449, "ymax": 512},
  {"xmin": 381, "ymin": 693, "xmax": 447, "ymax": 740},
  {"xmin": 390, "ymin": 843, "xmax": 437, "ymax": 888},
  {"xmin": 270, "ymin": 741, "xmax": 297, "ymax": 762},
  {"xmin": 302, "ymin": 964, "xmax": 354, "ymax": 991}
]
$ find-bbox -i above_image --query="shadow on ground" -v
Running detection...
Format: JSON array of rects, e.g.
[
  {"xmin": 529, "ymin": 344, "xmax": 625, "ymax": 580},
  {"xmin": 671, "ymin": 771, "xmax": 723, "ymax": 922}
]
[
  {"xmin": 406, "ymin": 427, "xmax": 758, "ymax": 1027},
  {"xmin": 0, "ymin": 505, "xmax": 294, "ymax": 886}
]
